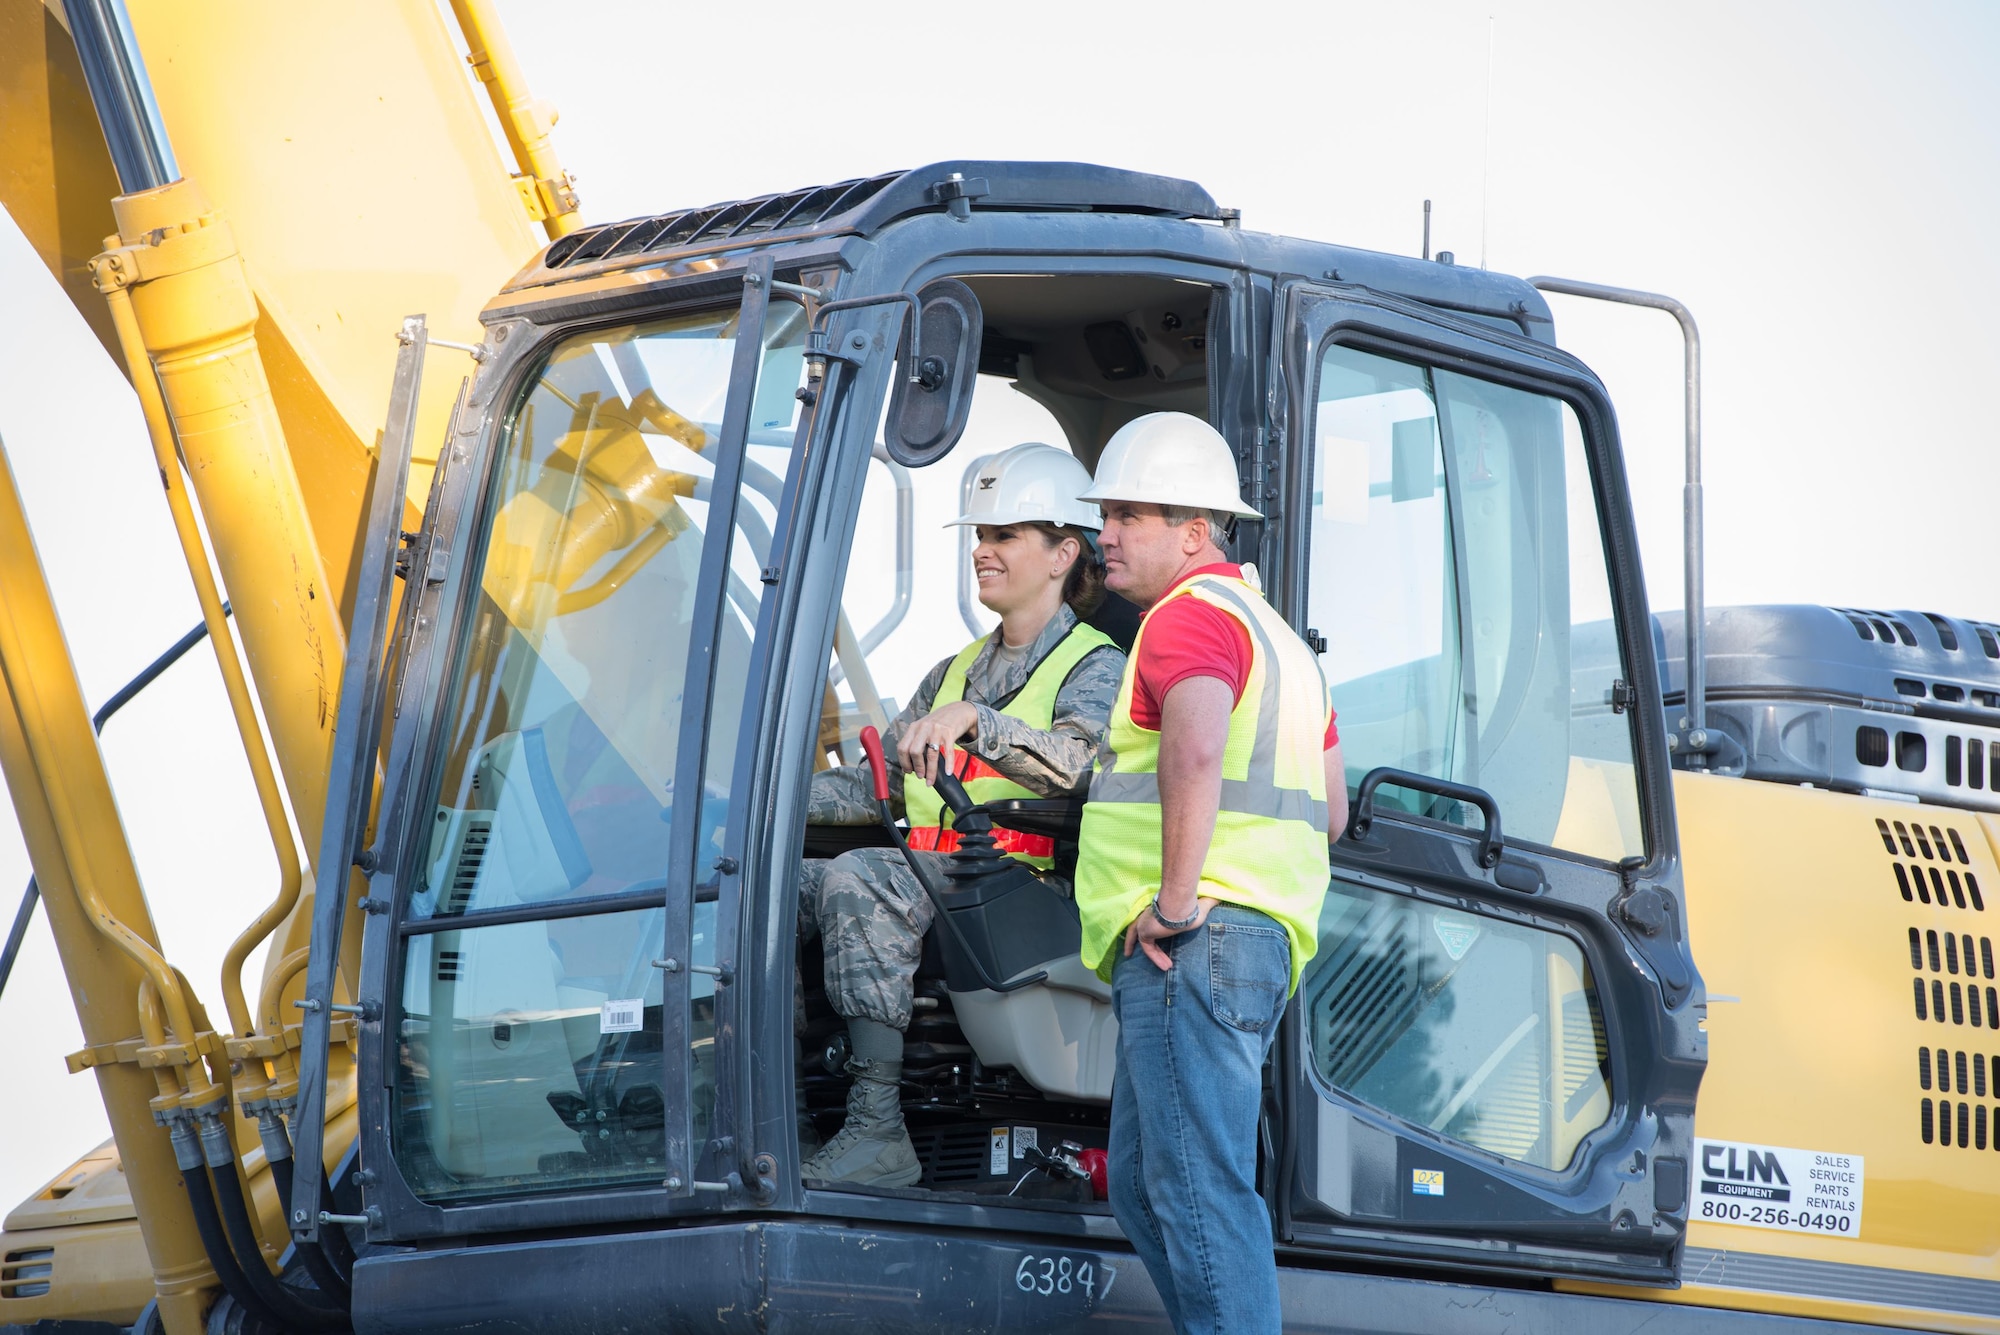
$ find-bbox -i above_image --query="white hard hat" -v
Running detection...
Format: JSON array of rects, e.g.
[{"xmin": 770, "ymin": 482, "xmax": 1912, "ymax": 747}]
[
  {"xmin": 947, "ymin": 443, "xmax": 1103, "ymax": 531},
  {"xmin": 1078, "ymin": 412, "xmax": 1262, "ymax": 520}
]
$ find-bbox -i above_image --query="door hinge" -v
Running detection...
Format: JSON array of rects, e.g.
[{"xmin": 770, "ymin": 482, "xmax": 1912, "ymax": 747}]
[
  {"xmin": 1305, "ymin": 628, "xmax": 1327, "ymax": 655},
  {"xmin": 1610, "ymin": 678, "xmax": 1637, "ymax": 714}
]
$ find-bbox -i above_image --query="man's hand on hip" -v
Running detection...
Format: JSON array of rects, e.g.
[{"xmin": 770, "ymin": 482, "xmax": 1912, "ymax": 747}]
[{"xmin": 1125, "ymin": 896, "xmax": 1219, "ymax": 971}]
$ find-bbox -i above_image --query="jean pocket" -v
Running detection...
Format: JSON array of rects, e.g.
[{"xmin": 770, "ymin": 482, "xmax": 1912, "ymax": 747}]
[{"xmin": 1206, "ymin": 922, "xmax": 1290, "ymax": 1034}]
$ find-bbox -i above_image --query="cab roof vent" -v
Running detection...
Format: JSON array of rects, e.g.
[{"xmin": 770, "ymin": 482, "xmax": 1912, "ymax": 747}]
[{"xmin": 537, "ymin": 161, "xmax": 1222, "ymax": 274}]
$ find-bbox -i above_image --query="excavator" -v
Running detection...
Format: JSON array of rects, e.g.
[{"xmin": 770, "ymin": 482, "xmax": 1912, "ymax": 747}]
[{"xmin": 0, "ymin": 2, "xmax": 1993, "ymax": 1332}]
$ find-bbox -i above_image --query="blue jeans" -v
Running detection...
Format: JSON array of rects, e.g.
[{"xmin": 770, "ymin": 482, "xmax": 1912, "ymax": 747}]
[{"xmin": 1109, "ymin": 904, "xmax": 1290, "ymax": 1335}]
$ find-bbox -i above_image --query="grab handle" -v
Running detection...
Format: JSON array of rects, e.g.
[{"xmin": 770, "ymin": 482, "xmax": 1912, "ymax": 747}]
[{"xmin": 1347, "ymin": 767, "xmax": 1505, "ymax": 869}]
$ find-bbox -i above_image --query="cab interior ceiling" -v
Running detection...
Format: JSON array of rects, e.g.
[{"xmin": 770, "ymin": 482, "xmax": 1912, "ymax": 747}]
[{"xmin": 962, "ymin": 273, "xmax": 1216, "ymax": 461}]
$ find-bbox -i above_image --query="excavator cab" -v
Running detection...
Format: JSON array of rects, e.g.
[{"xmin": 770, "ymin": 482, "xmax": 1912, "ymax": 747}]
[{"xmin": 277, "ymin": 162, "xmax": 1707, "ymax": 1327}]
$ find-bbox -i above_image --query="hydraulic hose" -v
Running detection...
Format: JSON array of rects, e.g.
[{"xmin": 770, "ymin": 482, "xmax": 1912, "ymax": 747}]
[
  {"xmin": 198, "ymin": 1117, "xmax": 347, "ymax": 1329},
  {"xmin": 260, "ymin": 1112, "xmax": 354, "ymax": 1290},
  {"xmin": 267, "ymin": 1154, "xmax": 351, "ymax": 1299},
  {"xmin": 171, "ymin": 1122, "xmax": 285, "ymax": 1332}
]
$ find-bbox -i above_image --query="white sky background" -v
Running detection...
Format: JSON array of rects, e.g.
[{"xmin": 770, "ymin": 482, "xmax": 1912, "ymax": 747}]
[{"xmin": 0, "ymin": 0, "xmax": 1995, "ymax": 1207}]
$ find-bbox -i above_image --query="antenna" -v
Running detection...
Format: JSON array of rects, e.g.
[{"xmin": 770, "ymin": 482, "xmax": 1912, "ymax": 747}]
[
  {"xmin": 1481, "ymin": 16, "xmax": 1494, "ymax": 269},
  {"xmin": 1422, "ymin": 199, "xmax": 1432, "ymax": 262}
]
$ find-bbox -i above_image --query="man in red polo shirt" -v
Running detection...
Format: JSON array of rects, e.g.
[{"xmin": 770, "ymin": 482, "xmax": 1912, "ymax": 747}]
[{"xmin": 1075, "ymin": 411, "xmax": 1345, "ymax": 1335}]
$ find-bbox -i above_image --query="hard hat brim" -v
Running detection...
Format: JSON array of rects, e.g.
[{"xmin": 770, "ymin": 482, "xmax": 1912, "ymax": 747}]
[
  {"xmin": 944, "ymin": 512, "xmax": 1101, "ymax": 530},
  {"xmin": 1075, "ymin": 488, "xmax": 1263, "ymax": 521}
]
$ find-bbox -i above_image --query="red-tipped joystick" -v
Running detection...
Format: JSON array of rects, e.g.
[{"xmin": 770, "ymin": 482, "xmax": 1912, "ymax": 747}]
[{"xmin": 859, "ymin": 725, "xmax": 891, "ymax": 802}]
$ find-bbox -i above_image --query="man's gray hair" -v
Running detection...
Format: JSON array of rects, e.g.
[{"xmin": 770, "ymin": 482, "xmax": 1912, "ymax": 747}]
[{"xmin": 1157, "ymin": 506, "xmax": 1236, "ymax": 543}]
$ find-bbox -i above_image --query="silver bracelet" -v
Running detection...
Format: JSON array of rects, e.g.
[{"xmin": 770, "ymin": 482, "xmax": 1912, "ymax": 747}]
[{"xmin": 1150, "ymin": 898, "xmax": 1200, "ymax": 931}]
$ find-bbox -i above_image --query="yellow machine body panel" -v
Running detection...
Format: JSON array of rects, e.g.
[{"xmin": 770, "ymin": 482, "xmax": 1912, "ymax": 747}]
[
  {"xmin": 119, "ymin": 0, "xmax": 538, "ymax": 498},
  {"xmin": 0, "ymin": 1077, "xmax": 363, "ymax": 1328},
  {"xmin": 0, "ymin": 1143, "xmax": 153, "ymax": 1326},
  {"xmin": 1567, "ymin": 771, "xmax": 2000, "ymax": 1332},
  {"xmin": 0, "ymin": 1, "xmax": 124, "ymax": 361},
  {"xmin": 0, "ymin": 0, "xmax": 537, "ymax": 580}
]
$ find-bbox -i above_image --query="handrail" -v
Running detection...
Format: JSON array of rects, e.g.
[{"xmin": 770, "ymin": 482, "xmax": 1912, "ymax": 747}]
[
  {"xmin": 956, "ymin": 451, "xmax": 996, "ymax": 637},
  {"xmin": 0, "ymin": 527, "xmax": 212, "ymax": 1101},
  {"xmin": 1527, "ymin": 276, "xmax": 1708, "ymax": 767},
  {"xmin": 0, "ymin": 609, "xmax": 226, "ymax": 1005}
]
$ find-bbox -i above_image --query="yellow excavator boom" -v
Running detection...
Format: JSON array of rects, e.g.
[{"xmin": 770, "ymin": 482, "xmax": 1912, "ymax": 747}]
[{"xmin": 0, "ymin": 1, "xmax": 578, "ymax": 1328}]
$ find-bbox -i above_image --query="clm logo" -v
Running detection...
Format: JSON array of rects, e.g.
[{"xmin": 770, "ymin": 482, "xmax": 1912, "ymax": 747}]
[{"xmin": 1700, "ymin": 1144, "xmax": 1790, "ymax": 1202}]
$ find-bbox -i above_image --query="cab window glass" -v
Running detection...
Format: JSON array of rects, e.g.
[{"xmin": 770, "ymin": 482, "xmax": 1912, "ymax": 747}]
[
  {"xmin": 415, "ymin": 305, "xmax": 803, "ymax": 915},
  {"xmin": 392, "ymin": 905, "xmax": 718, "ymax": 1198},
  {"xmin": 1307, "ymin": 343, "xmax": 1643, "ymax": 861},
  {"xmin": 392, "ymin": 304, "xmax": 803, "ymax": 1202},
  {"xmin": 820, "ymin": 377, "xmax": 1071, "ymax": 766},
  {"xmin": 1305, "ymin": 883, "xmax": 1611, "ymax": 1171}
]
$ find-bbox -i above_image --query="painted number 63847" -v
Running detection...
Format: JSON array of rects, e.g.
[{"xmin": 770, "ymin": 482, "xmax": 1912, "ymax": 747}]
[{"xmin": 1015, "ymin": 1253, "xmax": 1115, "ymax": 1301}]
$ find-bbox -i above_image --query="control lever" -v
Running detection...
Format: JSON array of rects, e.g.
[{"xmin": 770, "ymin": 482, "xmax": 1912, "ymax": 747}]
[
  {"xmin": 923, "ymin": 759, "xmax": 1014, "ymax": 880},
  {"xmin": 930, "ymin": 767, "xmax": 976, "ymax": 821},
  {"xmin": 859, "ymin": 727, "xmax": 1047, "ymax": 993}
]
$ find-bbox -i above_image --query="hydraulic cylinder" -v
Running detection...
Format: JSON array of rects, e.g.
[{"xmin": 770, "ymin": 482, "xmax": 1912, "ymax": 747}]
[{"xmin": 89, "ymin": 177, "xmax": 346, "ymax": 852}]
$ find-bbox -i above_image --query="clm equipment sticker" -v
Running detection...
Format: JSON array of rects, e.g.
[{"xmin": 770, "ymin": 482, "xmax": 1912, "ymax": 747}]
[{"xmin": 1694, "ymin": 1138, "xmax": 1862, "ymax": 1238}]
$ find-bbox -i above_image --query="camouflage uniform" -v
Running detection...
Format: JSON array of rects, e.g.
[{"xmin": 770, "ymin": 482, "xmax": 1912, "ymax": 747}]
[{"xmin": 801, "ymin": 605, "xmax": 1125, "ymax": 1029}]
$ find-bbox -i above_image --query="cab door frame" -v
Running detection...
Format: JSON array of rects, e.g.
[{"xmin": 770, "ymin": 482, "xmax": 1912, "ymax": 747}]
[
  {"xmin": 749, "ymin": 239, "xmax": 1261, "ymax": 1234},
  {"xmin": 348, "ymin": 258, "xmax": 811, "ymax": 1242},
  {"xmin": 1264, "ymin": 279, "xmax": 1706, "ymax": 1284}
]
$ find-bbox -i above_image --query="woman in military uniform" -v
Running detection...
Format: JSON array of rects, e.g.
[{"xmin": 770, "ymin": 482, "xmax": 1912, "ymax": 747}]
[{"xmin": 799, "ymin": 443, "xmax": 1125, "ymax": 1187}]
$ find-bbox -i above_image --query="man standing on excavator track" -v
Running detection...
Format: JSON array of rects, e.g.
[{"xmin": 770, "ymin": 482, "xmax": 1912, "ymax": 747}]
[{"xmin": 1074, "ymin": 412, "xmax": 1347, "ymax": 1335}]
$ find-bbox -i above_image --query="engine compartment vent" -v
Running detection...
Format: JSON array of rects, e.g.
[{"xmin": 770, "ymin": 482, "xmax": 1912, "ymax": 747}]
[
  {"xmin": 524, "ymin": 162, "xmax": 1224, "ymax": 282},
  {"xmin": 1878, "ymin": 818, "xmax": 1985, "ymax": 912},
  {"xmin": 1919, "ymin": 1046, "xmax": 1999, "ymax": 1149},
  {"xmin": 0, "ymin": 1247, "xmax": 53, "ymax": 1300},
  {"xmin": 1644, "ymin": 605, "xmax": 2000, "ymax": 811}
]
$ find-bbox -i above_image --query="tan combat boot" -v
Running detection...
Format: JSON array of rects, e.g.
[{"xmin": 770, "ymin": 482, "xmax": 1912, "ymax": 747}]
[{"xmin": 801, "ymin": 1057, "xmax": 921, "ymax": 1188}]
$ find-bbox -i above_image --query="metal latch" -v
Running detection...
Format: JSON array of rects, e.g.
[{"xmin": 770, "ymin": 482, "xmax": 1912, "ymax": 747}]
[
  {"xmin": 1610, "ymin": 678, "xmax": 1637, "ymax": 714},
  {"xmin": 1305, "ymin": 628, "xmax": 1328, "ymax": 655},
  {"xmin": 929, "ymin": 172, "xmax": 990, "ymax": 220},
  {"xmin": 653, "ymin": 957, "xmax": 734, "ymax": 985}
]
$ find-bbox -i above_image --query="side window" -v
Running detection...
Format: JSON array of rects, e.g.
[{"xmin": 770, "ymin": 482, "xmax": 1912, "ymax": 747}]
[
  {"xmin": 1306, "ymin": 884, "xmax": 1611, "ymax": 1170},
  {"xmin": 1307, "ymin": 343, "xmax": 1643, "ymax": 862},
  {"xmin": 819, "ymin": 376, "xmax": 1072, "ymax": 767}
]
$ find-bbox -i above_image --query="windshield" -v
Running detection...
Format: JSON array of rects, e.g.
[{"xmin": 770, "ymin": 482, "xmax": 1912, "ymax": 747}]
[
  {"xmin": 413, "ymin": 305, "xmax": 805, "ymax": 915},
  {"xmin": 392, "ymin": 301, "xmax": 804, "ymax": 1203}
]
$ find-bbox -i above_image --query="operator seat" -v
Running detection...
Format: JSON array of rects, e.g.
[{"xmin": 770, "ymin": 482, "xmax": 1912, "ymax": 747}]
[{"xmin": 917, "ymin": 796, "xmax": 1117, "ymax": 1103}]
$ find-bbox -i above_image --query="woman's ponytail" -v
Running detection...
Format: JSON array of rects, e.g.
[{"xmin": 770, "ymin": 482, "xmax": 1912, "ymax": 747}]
[{"xmin": 1033, "ymin": 523, "xmax": 1106, "ymax": 618}]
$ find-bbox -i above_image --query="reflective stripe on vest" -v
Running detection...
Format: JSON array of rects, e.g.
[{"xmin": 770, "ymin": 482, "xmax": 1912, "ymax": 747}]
[
  {"xmin": 1074, "ymin": 574, "xmax": 1332, "ymax": 993},
  {"xmin": 903, "ymin": 620, "xmax": 1116, "ymax": 872},
  {"xmin": 908, "ymin": 824, "xmax": 1057, "ymax": 860}
]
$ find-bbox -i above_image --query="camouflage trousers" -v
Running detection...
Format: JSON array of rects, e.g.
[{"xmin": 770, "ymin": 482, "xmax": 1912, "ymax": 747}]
[{"xmin": 797, "ymin": 848, "xmax": 947, "ymax": 1031}]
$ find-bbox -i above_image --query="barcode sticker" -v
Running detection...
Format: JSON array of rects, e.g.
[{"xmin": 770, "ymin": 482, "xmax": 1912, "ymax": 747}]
[
  {"xmin": 600, "ymin": 998, "xmax": 643, "ymax": 1033},
  {"xmin": 1013, "ymin": 1126, "xmax": 1038, "ymax": 1160}
]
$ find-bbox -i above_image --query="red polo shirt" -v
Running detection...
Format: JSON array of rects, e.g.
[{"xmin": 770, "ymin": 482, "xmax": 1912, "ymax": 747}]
[{"xmin": 1128, "ymin": 563, "xmax": 1338, "ymax": 746}]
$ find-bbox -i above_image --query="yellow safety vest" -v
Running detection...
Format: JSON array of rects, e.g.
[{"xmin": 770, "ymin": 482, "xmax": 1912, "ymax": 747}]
[
  {"xmin": 903, "ymin": 621, "xmax": 1117, "ymax": 871},
  {"xmin": 1074, "ymin": 573, "xmax": 1332, "ymax": 993}
]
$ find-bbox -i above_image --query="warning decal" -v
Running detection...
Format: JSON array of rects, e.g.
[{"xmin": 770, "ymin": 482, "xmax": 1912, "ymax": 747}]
[
  {"xmin": 1432, "ymin": 915, "xmax": 1480, "ymax": 962},
  {"xmin": 1694, "ymin": 1138, "xmax": 1862, "ymax": 1238}
]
